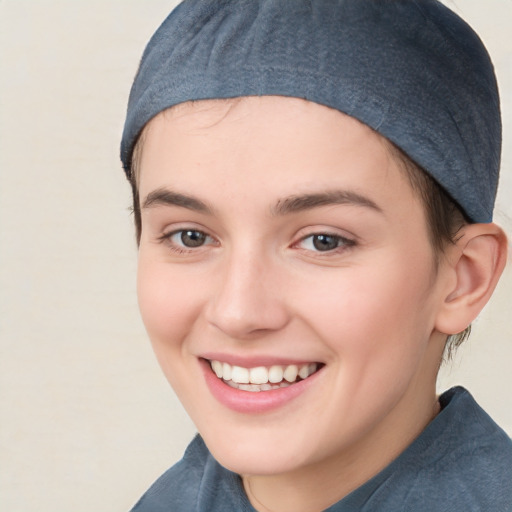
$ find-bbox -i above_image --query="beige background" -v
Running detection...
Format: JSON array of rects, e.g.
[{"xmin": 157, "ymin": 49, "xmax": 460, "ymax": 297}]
[{"xmin": 0, "ymin": 1, "xmax": 510, "ymax": 511}]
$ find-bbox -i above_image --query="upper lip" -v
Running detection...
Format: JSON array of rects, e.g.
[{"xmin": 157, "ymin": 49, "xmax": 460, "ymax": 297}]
[{"xmin": 200, "ymin": 352, "xmax": 322, "ymax": 368}]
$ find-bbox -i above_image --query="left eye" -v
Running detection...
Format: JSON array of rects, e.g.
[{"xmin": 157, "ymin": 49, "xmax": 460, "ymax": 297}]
[{"xmin": 299, "ymin": 233, "xmax": 353, "ymax": 252}]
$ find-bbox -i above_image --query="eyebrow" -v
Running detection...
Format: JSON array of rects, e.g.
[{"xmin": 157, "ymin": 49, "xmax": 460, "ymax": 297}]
[
  {"xmin": 141, "ymin": 187, "xmax": 382, "ymax": 217},
  {"xmin": 142, "ymin": 188, "xmax": 213, "ymax": 214},
  {"xmin": 272, "ymin": 190, "xmax": 382, "ymax": 216}
]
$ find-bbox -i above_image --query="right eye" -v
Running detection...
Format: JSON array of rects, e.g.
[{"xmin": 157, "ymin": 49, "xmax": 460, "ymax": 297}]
[{"xmin": 159, "ymin": 229, "xmax": 217, "ymax": 252}]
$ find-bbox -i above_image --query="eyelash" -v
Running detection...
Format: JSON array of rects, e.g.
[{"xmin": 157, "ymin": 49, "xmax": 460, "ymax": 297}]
[
  {"xmin": 158, "ymin": 228, "xmax": 356, "ymax": 256},
  {"xmin": 295, "ymin": 232, "xmax": 356, "ymax": 254},
  {"xmin": 158, "ymin": 228, "xmax": 217, "ymax": 254}
]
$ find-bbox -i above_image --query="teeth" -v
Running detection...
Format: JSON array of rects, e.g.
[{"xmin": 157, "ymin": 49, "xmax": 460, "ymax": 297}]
[
  {"xmin": 299, "ymin": 363, "xmax": 317, "ymax": 380},
  {"xmin": 211, "ymin": 360, "xmax": 223, "ymax": 378},
  {"xmin": 209, "ymin": 360, "xmax": 318, "ymax": 389},
  {"xmin": 222, "ymin": 362, "xmax": 232, "ymax": 381},
  {"xmin": 231, "ymin": 366, "xmax": 249, "ymax": 384},
  {"xmin": 238, "ymin": 384, "xmax": 262, "ymax": 392},
  {"xmin": 249, "ymin": 366, "xmax": 268, "ymax": 385},
  {"xmin": 226, "ymin": 380, "xmax": 292, "ymax": 391},
  {"xmin": 283, "ymin": 364, "xmax": 298, "ymax": 383},
  {"xmin": 268, "ymin": 365, "xmax": 284, "ymax": 383},
  {"xmin": 298, "ymin": 364, "xmax": 310, "ymax": 379}
]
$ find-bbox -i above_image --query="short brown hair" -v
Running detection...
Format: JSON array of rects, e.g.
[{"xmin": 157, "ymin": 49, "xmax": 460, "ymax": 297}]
[{"xmin": 386, "ymin": 141, "xmax": 471, "ymax": 358}]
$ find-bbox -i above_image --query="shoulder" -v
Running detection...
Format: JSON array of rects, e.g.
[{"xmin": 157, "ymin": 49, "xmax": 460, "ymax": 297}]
[
  {"xmin": 129, "ymin": 435, "xmax": 252, "ymax": 512},
  {"xmin": 340, "ymin": 387, "xmax": 512, "ymax": 512},
  {"xmin": 404, "ymin": 387, "xmax": 512, "ymax": 512},
  {"xmin": 129, "ymin": 435, "xmax": 210, "ymax": 512}
]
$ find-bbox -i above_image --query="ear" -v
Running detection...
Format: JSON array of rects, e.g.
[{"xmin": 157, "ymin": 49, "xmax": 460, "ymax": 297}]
[{"xmin": 435, "ymin": 223, "xmax": 508, "ymax": 335}]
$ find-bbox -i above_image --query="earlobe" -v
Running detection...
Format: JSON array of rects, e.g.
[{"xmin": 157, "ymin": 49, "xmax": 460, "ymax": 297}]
[{"xmin": 435, "ymin": 223, "xmax": 508, "ymax": 335}]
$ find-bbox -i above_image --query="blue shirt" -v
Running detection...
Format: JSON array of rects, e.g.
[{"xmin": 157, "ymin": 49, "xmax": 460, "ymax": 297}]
[{"xmin": 130, "ymin": 387, "xmax": 512, "ymax": 511}]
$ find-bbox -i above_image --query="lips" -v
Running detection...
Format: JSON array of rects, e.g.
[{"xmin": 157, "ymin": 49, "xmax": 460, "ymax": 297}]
[{"xmin": 200, "ymin": 357, "xmax": 323, "ymax": 413}]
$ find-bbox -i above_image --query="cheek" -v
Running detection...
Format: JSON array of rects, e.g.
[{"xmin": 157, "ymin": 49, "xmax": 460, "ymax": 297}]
[
  {"xmin": 295, "ymin": 259, "xmax": 439, "ymax": 441},
  {"xmin": 296, "ymin": 252, "xmax": 437, "ymax": 374},
  {"xmin": 137, "ymin": 256, "xmax": 203, "ymax": 354},
  {"xmin": 136, "ymin": 256, "xmax": 214, "ymax": 408}
]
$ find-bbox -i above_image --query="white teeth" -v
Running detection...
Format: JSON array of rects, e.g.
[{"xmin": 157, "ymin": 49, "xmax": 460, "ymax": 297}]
[
  {"xmin": 211, "ymin": 360, "xmax": 223, "ymax": 378},
  {"xmin": 249, "ymin": 366, "xmax": 269, "ymax": 385},
  {"xmin": 299, "ymin": 363, "xmax": 317, "ymax": 379},
  {"xmin": 227, "ymin": 380, "xmax": 292, "ymax": 391},
  {"xmin": 231, "ymin": 365, "xmax": 249, "ymax": 384},
  {"xmin": 268, "ymin": 365, "xmax": 284, "ymax": 383},
  {"xmin": 209, "ymin": 360, "xmax": 319, "ymax": 390},
  {"xmin": 222, "ymin": 362, "xmax": 232, "ymax": 381},
  {"xmin": 298, "ymin": 364, "xmax": 310, "ymax": 379},
  {"xmin": 283, "ymin": 364, "xmax": 298, "ymax": 383},
  {"xmin": 238, "ymin": 384, "xmax": 262, "ymax": 392}
]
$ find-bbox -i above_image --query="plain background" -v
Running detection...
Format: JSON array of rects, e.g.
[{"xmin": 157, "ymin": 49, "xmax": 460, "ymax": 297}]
[{"xmin": 0, "ymin": 1, "xmax": 510, "ymax": 511}]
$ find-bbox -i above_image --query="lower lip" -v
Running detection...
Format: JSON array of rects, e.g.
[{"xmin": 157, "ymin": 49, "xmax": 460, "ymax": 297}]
[{"xmin": 200, "ymin": 359, "xmax": 322, "ymax": 414}]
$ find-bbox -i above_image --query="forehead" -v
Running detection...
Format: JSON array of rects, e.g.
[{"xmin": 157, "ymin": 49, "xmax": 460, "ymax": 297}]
[
  {"xmin": 136, "ymin": 96, "xmax": 420, "ymax": 216},
  {"xmin": 139, "ymin": 96, "xmax": 391, "ymax": 170}
]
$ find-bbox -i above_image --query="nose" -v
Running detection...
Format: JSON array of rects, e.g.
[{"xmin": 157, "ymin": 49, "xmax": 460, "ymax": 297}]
[{"xmin": 204, "ymin": 249, "xmax": 290, "ymax": 339}]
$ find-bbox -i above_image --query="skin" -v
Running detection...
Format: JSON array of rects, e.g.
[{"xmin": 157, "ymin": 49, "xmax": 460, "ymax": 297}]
[{"xmin": 135, "ymin": 96, "xmax": 468, "ymax": 512}]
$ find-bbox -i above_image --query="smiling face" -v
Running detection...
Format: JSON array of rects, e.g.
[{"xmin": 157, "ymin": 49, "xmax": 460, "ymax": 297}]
[{"xmin": 136, "ymin": 96, "xmax": 452, "ymax": 500}]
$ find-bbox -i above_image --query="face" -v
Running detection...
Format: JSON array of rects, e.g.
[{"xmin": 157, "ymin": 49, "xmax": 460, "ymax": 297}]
[{"xmin": 136, "ymin": 97, "xmax": 450, "ymax": 481}]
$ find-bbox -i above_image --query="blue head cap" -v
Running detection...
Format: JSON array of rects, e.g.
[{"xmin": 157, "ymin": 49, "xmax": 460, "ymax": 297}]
[{"xmin": 120, "ymin": 0, "xmax": 501, "ymax": 223}]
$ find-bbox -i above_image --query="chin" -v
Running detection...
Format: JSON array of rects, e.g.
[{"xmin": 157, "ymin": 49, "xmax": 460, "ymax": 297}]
[{"xmin": 198, "ymin": 423, "xmax": 321, "ymax": 476}]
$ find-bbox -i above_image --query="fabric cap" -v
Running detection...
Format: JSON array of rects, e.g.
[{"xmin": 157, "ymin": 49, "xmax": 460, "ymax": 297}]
[{"xmin": 120, "ymin": 0, "xmax": 501, "ymax": 222}]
